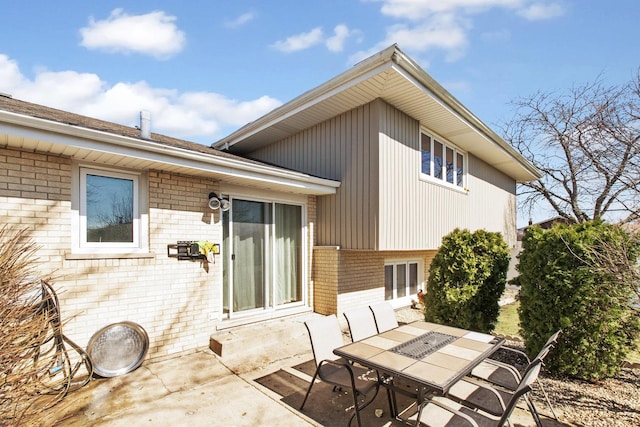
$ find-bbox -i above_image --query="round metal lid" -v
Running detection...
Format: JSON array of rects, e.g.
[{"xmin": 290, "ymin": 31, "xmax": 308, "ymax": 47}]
[{"xmin": 87, "ymin": 321, "xmax": 149, "ymax": 378}]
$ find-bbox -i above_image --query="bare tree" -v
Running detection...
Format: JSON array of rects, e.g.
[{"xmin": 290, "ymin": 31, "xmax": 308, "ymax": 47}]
[{"xmin": 503, "ymin": 70, "xmax": 640, "ymax": 224}]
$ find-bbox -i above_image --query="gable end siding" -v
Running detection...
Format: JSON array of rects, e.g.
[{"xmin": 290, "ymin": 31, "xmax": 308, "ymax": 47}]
[{"xmin": 249, "ymin": 101, "xmax": 380, "ymax": 249}]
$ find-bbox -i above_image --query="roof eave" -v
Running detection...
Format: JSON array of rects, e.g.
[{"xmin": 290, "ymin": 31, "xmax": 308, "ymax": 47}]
[{"xmin": 0, "ymin": 109, "xmax": 340, "ymax": 195}]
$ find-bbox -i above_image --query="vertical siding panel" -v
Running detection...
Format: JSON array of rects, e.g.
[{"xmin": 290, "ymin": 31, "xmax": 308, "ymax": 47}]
[{"xmin": 244, "ymin": 99, "xmax": 515, "ymax": 251}]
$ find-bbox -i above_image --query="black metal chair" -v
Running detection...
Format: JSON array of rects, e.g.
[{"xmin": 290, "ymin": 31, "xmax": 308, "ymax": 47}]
[
  {"xmin": 300, "ymin": 315, "xmax": 380, "ymax": 427},
  {"xmin": 369, "ymin": 302, "xmax": 399, "ymax": 333},
  {"xmin": 407, "ymin": 358, "xmax": 545, "ymax": 427},
  {"xmin": 469, "ymin": 330, "xmax": 560, "ymax": 420}
]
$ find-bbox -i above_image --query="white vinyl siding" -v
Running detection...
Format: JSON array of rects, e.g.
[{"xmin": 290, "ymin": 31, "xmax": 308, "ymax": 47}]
[
  {"xmin": 245, "ymin": 99, "xmax": 517, "ymax": 251},
  {"xmin": 250, "ymin": 103, "xmax": 379, "ymax": 250}
]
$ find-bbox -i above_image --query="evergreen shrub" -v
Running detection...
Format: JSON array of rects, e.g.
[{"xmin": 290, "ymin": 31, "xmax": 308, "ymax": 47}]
[
  {"xmin": 424, "ymin": 228, "xmax": 510, "ymax": 333},
  {"xmin": 513, "ymin": 221, "xmax": 640, "ymax": 380}
]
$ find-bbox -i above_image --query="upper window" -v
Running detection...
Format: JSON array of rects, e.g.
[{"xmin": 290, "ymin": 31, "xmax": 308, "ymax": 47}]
[
  {"xmin": 421, "ymin": 132, "xmax": 466, "ymax": 189},
  {"xmin": 73, "ymin": 165, "xmax": 147, "ymax": 254}
]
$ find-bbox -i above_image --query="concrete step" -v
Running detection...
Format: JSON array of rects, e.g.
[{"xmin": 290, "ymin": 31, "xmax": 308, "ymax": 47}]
[{"xmin": 209, "ymin": 312, "xmax": 322, "ymax": 374}]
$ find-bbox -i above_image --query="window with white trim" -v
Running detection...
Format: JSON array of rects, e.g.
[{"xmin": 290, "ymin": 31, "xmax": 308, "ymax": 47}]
[
  {"xmin": 421, "ymin": 132, "xmax": 466, "ymax": 188},
  {"xmin": 384, "ymin": 261, "xmax": 420, "ymax": 301},
  {"xmin": 73, "ymin": 165, "xmax": 148, "ymax": 254}
]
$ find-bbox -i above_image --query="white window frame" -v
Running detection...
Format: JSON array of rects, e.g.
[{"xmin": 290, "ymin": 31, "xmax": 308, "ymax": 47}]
[
  {"xmin": 420, "ymin": 131, "xmax": 467, "ymax": 191},
  {"xmin": 384, "ymin": 259, "xmax": 422, "ymax": 307},
  {"xmin": 71, "ymin": 164, "xmax": 148, "ymax": 255}
]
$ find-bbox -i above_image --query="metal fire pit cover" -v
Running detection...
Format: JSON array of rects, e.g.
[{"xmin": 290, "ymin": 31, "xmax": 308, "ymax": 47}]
[{"xmin": 87, "ymin": 321, "xmax": 149, "ymax": 378}]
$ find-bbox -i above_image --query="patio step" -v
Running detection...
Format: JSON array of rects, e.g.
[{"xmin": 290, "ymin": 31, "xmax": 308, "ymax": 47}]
[{"xmin": 209, "ymin": 312, "xmax": 322, "ymax": 373}]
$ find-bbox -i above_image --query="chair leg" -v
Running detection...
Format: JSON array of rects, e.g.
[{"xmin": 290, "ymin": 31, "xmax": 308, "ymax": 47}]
[
  {"xmin": 536, "ymin": 379, "xmax": 559, "ymax": 420},
  {"xmin": 300, "ymin": 368, "xmax": 320, "ymax": 410},
  {"xmin": 524, "ymin": 395, "xmax": 544, "ymax": 427}
]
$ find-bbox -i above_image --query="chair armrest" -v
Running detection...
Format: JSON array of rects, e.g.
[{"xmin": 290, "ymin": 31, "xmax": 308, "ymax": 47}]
[
  {"xmin": 481, "ymin": 358, "xmax": 523, "ymax": 379},
  {"xmin": 452, "ymin": 377, "xmax": 508, "ymax": 411},
  {"xmin": 428, "ymin": 397, "xmax": 480, "ymax": 427}
]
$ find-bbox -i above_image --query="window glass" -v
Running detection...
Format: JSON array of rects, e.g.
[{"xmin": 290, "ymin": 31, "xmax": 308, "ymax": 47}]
[
  {"xmin": 457, "ymin": 152, "xmax": 464, "ymax": 187},
  {"xmin": 86, "ymin": 174, "xmax": 134, "ymax": 242},
  {"xmin": 420, "ymin": 132, "xmax": 466, "ymax": 190},
  {"xmin": 446, "ymin": 147, "xmax": 454, "ymax": 184},
  {"xmin": 385, "ymin": 261, "xmax": 421, "ymax": 301},
  {"xmin": 409, "ymin": 263, "xmax": 418, "ymax": 295},
  {"xmin": 433, "ymin": 140, "xmax": 443, "ymax": 180},
  {"xmin": 384, "ymin": 265, "xmax": 394, "ymax": 300},
  {"xmin": 397, "ymin": 264, "xmax": 407, "ymax": 297},
  {"xmin": 77, "ymin": 166, "xmax": 143, "ymax": 252},
  {"xmin": 421, "ymin": 134, "xmax": 431, "ymax": 175}
]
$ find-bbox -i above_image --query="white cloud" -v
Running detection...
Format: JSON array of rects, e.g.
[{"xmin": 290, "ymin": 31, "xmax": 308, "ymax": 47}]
[
  {"xmin": 0, "ymin": 55, "xmax": 281, "ymax": 142},
  {"xmin": 224, "ymin": 12, "xmax": 256, "ymax": 29},
  {"xmin": 517, "ymin": 3, "xmax": 565, "ymax": 20},
  {"xmin": 271, "ymin": 27, "xmax": 324, "ymax": 53},
  {"xmin": 0, "ymin": 55, "xmax": 24, "ymax": 90},
  {"xmin": 350, "ymin": 13, "xmax": 469, "ymax": 63},
  {"xmin": 79, "ymin": 9, "xmax": 187, "ymax": 59},
  {"xmin": 377, "ymin": 0, "xmax": 522, "ymax": 20},
  {"xmin": 360, "ymin": 0, "xmax": 564, "ymax": 63},
  {"xmin": 326, "ymin": 24, "xmax": 352, "ymax": 52}
]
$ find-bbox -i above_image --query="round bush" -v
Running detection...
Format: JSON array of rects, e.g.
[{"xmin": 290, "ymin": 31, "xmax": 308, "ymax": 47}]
[
  {"xmin": 424, "ymin": 228, "xmax": 510, "ymax": 333},
  {"xmin": 514, "ymin": 221, "xmax": 640, "ymax": 380}
]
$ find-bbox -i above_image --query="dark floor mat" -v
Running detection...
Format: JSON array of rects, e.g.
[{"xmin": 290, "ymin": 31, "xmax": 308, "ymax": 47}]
[
  {"xmin": 254, "ymin": 369, "xmax": 309, "ymax": 398},
  {"xmin": 254, "ymin": 366, "xmax": 415, "ymax": 426},
  {"xmin": 291, "ymin": 359, "xmax": 316, "ymax": 376}
]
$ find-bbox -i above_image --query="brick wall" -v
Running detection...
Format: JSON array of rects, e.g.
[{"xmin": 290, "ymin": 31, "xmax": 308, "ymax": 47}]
[
  {"xmin": 312, "ymin": 247, "xmax": 438, "ymax": 315},
  {"xmin": 0, "ymin": 147, "xmax": 222, "ymax": 359}
]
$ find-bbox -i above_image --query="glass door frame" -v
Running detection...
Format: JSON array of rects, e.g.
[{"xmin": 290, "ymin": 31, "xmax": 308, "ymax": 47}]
[{"xmin": 222, "ymin": 193, "xmax": 308, "ymax": 319}]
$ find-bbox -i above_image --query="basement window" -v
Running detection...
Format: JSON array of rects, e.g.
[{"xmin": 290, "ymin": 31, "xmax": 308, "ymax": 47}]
[{"xmin": 384, "ymin": 260, "xmax": 420, "ymax": 301}]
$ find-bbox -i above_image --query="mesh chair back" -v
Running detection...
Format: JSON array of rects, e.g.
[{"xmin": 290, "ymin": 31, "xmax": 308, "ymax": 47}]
[
  {"xmin": 344, "ymin": 307, "xmax": 379, "ymax": 342},
  {"xmin": 369, "ymin": 302, "xmax": 399, "ymax": 333},
  {"xmin": 305, "ymin": 315, "xmax": 345, "ymax": 366},
  {"xmin": 532, "ymin": 329, "xmax": 561, "ymax": 364},
  {"xmin": 498, "ymin": 358, "xmax": 543, "ymax": 424}
]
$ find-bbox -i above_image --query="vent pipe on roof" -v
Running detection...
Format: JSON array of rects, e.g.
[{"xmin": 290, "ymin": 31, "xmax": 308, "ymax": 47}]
[{"xmin": 140, "ymin": 110, "xmax": 151, "ymax": 139}]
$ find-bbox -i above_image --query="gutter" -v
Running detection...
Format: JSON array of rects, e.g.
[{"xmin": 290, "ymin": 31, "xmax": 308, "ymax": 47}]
[{"xmin": 0, "ymin": 109, "xmax": 341, "ymax": 193}]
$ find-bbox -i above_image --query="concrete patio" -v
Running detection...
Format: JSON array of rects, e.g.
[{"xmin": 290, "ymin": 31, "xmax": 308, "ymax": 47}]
[{"xmin": 39, "ymin": 307, "xmax": 560, "ymax": 426}]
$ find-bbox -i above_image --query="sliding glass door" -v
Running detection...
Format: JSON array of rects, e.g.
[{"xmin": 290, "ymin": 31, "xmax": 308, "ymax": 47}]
[{"xmin": 223, "ymin": 198, "xmax": 303, "ymax": 317}]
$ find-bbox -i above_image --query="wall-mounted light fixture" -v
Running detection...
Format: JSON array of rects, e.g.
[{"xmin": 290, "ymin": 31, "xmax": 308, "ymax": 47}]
[{"xmin": 208, "ymin": 192, "xmax": 231, "ymax": 211}]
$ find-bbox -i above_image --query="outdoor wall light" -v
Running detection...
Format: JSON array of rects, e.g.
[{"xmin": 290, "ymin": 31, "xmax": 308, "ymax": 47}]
[{"xmin": 208, "ymin": 192, "xmax": 231, "ymax": 211}]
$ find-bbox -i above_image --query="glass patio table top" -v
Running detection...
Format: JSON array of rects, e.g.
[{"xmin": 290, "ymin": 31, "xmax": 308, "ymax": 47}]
[{"xmin": 333, "ymin": 320, "xmax": 504, "ymax": 394}]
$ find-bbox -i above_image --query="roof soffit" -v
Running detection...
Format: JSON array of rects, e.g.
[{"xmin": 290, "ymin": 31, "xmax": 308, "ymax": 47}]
[{"xmin": 214, "ymin": 46, "xmax": 541, "ymax": 182}]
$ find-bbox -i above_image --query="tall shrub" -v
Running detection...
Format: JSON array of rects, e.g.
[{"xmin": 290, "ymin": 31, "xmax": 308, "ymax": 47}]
[
  {"xmin": 424, "ymin": 228, "xmax": 510, "ymax": 333},
  {"xmin": 514, "ymin": 221, "xmax": 640, "ymax": 380}
]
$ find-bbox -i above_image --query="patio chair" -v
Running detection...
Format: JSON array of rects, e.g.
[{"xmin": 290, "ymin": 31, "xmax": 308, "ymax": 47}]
[
  {"xmin": 343, "ymin": 306, "xmax": 379, "ymax": 342},
  {"xmin": 369, "ymin": 302, "xmax": 399, "ymax": 333},
  {"xmin": 469, "ymin": 329, "xmax": 560, "ymax": 420},
  {"xmin": 406, "ymin": 358, "xmax": 545, "ymax": 427},
  {"xmin": 300, "ymin": 315, "xmax": 380, "ymax": 427},
  {"xmin": 344, "ymin": 307, "xmax": 399, "ymax": 416},
  {"xmin": 445, "ymin": 358, "xmax": 545, "ymax": 427}
]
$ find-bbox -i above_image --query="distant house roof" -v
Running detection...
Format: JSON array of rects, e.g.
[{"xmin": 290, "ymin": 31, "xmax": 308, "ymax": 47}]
[
  {"xmin": 517, "ymin": 216, "xmax": 574, "ymax": 240},
  {"xmin": 213, "ymin": 44, "xmax": 541, "ymax": 183},
  {"xmin": 0, "ymin": 95, "xmax": 339, "ymax": 195}
]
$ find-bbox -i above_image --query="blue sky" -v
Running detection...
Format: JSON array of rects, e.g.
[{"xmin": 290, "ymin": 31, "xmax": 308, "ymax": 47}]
[{"xmin": 2, "ymin": 1, "xmax": 639, "ymax": 224}]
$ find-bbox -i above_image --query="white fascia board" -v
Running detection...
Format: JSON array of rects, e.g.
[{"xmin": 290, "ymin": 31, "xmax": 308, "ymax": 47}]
[{"xmin": 0, "ymin": 111, "xmax": 340, "ymax": 194}]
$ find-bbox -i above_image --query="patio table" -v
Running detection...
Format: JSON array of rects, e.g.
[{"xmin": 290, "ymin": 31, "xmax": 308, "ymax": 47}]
[{"xmin": 333, "ymin": 320, "xmax": 504, "ymax": 418}]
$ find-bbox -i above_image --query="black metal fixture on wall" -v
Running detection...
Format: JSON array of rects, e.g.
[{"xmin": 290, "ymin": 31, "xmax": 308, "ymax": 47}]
[
  {"xmin": 208, "ymin": 193, "xmax": 231, "ymax": 211},
  {"xmin": 167, "ymin": 241, "xmax": 220, "ymax": 261}
]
